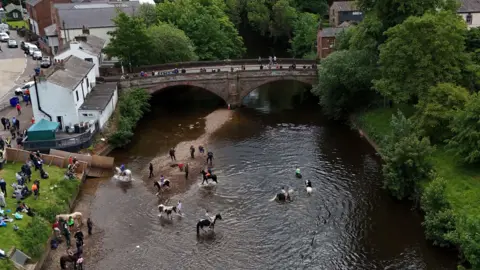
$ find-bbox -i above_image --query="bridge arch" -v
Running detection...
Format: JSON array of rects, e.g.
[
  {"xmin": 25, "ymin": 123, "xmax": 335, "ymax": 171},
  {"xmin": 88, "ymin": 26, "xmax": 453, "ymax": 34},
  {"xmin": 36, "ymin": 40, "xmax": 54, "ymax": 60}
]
[
  {"xmin": 238, "ymin": 76, "xmax": 316, "ymax": 101},
  {"xmin": 147, "ymin": 81, "xmax": 229, "ymax": 104}
]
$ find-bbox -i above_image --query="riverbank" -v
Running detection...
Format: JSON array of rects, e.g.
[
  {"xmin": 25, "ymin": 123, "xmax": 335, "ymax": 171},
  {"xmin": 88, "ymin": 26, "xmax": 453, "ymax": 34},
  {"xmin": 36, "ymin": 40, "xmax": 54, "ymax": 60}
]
[
  {"xmin": 146, "ymin": 108, "xmax": 234, "ymax": 200},
  {"xmin": 353, "ymin": 105, "xmax": 480, "ymax": 268}
]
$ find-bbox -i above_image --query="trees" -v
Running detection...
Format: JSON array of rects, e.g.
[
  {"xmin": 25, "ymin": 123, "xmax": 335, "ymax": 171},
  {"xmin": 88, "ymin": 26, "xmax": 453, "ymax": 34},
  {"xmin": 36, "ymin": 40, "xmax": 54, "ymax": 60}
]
[
  {"xmin": 270, "ymin": 0, "xmax": 298, "ymax": 39},
  {"xmin": 147, "ymin": 23, "xmax": 198, "ymax": 64},
  {"xmin": 448, "ymin": 93, "xmax": 480, "ymax": 164},
  {"xmin": 137, "ymin": 4, "xmax": 159, "ymax": 27},
  {"xmin": 311, "ymin": 50, "xmax": 377, "ymax": 120},
  {"xmin": 374, "ymin": 12, "xmax": 468, "ymax": 103},
  {"xmin": 156, "ymin": 0, "xmax": 245, "ymax": 60},
  {"xmin": 382, "ymin": 111, "xmax": 433, "ymax": 200},
  {"xmin": 415, "ymin": 83, "xmax": 469, "ymax": 142},
  {"xmin": 289, "ymin": 12, "xmax": 318, "ymax": 57},
  {"xmin": 104, "ymin": 12, "xmax": 153, "ymax": 69}
]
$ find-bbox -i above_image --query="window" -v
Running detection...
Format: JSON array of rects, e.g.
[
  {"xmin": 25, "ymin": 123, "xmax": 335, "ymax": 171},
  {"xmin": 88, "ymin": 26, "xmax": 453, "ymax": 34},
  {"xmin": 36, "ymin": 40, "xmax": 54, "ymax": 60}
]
[
  {"xmin": 467, "ymin": 13, "xmax": 473, "ymax": 25},
  {"xmin": 84, "ymin": 58, "xmax": 93, "ymax": 62},
  {"xmin": 86, "ymin": 78, "xmax": 89, "ymax": 89},
  {"xmin": 352, "ymin": 11, "xmax": 362, "ymax": 15},
  {"xmin": 76, "ymin": 90, "xmax": 79, "ymax": 102},
  {"xmin": 12, "ymin": 12, "xmax": 19, "ymax": 19},
  {"xmin": 82, "ymin": 113, "xmax": 94, "ymax": 117}
]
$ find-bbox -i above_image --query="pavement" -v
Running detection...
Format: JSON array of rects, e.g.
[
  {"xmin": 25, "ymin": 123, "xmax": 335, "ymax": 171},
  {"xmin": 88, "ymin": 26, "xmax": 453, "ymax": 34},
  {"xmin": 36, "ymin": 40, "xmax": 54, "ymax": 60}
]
[{"xmin": 0, "ymin": 32, "xmax": 38, "ymax": 111}]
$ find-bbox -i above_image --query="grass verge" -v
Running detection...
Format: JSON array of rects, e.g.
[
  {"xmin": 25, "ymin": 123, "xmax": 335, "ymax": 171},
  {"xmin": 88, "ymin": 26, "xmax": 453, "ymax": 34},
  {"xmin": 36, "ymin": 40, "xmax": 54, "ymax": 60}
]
[
  {"xmin": 0, "ymin": 163, "xmax": 80, "ymax": 259},
  {"xmin": 6, "ymin": 20, "xmax": 28, "ymax": 29}
]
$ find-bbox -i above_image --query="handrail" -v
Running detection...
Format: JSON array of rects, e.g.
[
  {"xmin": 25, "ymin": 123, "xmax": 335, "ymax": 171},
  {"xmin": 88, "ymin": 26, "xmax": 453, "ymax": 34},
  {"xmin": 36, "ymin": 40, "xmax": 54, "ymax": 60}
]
[{"xmin": 23, "ymin": 128, "xmax": 95, "ymax": 150}]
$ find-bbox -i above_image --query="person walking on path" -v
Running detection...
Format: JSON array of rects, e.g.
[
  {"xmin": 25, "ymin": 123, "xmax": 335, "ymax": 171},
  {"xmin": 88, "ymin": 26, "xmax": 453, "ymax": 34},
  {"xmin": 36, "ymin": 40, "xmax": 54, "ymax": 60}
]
[
  {"xmin": 149, "ymin": 163, "xmax": 154, "ymax": 178},
  {"xmin": 1, "ymin": 117, "xmax": 6, "ymax": 130},
  {"xmin": 169, "ymin": 148, "xmax": 176, "ymax": 161},
  {"xmin": 16, "ymin": 103, "xmax": 21, "ymax": 115},
  {"xmin": 0, "ymin": 178, "xmax": 6, "ymax": 196},
  {"xmin": 87, "ymin": 218, "xmax": 93, "ymax": 236},
  {"xmin": 190, "ymin": 145, "xmax": 195, "ymax": 159}
]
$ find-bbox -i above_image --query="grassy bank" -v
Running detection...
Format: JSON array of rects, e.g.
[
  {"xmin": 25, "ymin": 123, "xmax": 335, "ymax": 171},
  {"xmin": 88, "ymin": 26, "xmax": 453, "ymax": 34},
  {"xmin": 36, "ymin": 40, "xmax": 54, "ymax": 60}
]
[
  {"xmin": 356, "ymin": 105, "xmax": 480, "ymax": 265},
  {"xmin": 0, "ymin": 163, "xmax": 80, "ymax": 260},
  {"xmin": 6, "ymin": 20, "xmax": 28, "ymax": 29}
]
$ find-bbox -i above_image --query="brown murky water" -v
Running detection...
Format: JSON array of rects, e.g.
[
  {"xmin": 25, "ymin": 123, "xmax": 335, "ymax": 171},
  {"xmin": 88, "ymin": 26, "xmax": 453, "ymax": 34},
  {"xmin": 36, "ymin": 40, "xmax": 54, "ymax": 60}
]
[{"xmin": 87, "ymin": 82, "xmax": 456, "ymax": 270}]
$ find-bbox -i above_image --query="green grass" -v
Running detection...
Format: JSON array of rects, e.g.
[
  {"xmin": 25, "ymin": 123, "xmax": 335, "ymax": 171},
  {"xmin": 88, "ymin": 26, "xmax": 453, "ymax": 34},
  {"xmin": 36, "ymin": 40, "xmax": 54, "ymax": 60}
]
[
  {"xmin": 0, "ymin": 163, "xmax": 80, "ymax": 259},
  {"xmin": 5, "ymin": 20, "xmax": 28, "ymax": 29}
]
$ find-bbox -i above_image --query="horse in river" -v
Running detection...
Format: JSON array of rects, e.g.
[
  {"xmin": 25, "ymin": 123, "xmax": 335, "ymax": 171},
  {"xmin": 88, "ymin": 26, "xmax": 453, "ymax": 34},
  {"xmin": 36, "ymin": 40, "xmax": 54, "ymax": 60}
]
[
  {"xmin": 305, "ymin": 180, "xmax": 313, "ymax": 195},
  {"xmin": 154, "ymin": 179, "xmax": 170, "ymax": 195},
  {"xmin": 271, "ymin": 189, "xmax": 293, "ymax": 202},
  {"xmin": 158, "ymin": 204, "xmax": 177, "ymax": 219},
  {"xmin": 114, "ymin": 167, "xmax": 132, "ymax": 182},
  {"xmin": 197, "ymin": 213, "xmax": 222, "ymax": 235},
  {"xmin": 200, "ymin": 170, "xmax": 218, "ymax": 185},
  {"xmin": 60, "ymin": 254, "xmax": 82, "ymax": 269}
]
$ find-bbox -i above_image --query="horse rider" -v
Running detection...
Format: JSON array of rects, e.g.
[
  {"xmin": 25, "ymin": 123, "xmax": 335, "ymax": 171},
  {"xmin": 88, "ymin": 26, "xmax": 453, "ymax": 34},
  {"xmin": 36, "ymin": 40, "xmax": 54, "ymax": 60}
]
[
  {"xmin": 202, "ymin": 170, "xmax": 210, "ymax": 185},
  {"xmin": 305, "ymin": 180, "xmax": 312, "ymax": 188},
  {"xmin": 205, "ymin": 210, "xmax": 215, "ymax": 225},
  {"xmin": 207, "ymin": 151, "xmax": 213, "ymax": 165},
  {"xmin": 295, "ymin": 167, "xmax": 301, "ymax": 175},
  {"xmin": 120, "ymin": 164, "xmax": 126, "ymax": 176},
  {"xmin": 281, "ymin": 186, "xmax": 290, "ymax": 199}
]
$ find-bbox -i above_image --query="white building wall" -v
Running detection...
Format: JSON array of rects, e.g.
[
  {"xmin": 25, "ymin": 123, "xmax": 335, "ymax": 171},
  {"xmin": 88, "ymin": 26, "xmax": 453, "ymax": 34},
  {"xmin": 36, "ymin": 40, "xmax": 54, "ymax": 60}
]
[
  {"xmin": 30, "ymin": 81, "xmax": 79, "ymax": 130},
  {"xmin": 459, "ymin": 12, "xmax": 480, "ymax": 28},
  {"xmin": 78, "ymin": 88, "xmax": 118, "ymax": 129},
  {"xmin": 29, "ymin": 19, "xmax": 39, "ymax": 35},
  {"xmin": 55, "ymin": 47, "xmax": 100, "ymax": 77}
]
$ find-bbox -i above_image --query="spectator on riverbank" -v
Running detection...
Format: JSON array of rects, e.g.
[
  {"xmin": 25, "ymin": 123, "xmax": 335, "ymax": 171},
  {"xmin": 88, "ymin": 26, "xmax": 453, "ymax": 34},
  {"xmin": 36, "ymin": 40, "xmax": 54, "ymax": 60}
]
[
  {"xmin": 16, "ymin": 103, "xmax": 21, "ymax": 115},
  {"xmin": 169, "ymin": 148, "xmax": 176, "ymax": 161},
  {"xmin": 0, "ymin": 178, "xmax": 6, "ymax": 196}
]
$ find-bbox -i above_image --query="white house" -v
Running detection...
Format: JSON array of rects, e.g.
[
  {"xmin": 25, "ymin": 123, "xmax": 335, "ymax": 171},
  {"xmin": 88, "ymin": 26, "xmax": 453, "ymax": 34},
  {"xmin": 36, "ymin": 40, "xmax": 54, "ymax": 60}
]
[
  {"xmin": 458, "ymin": 0, "xmax": 480, "ymax": 28},
  {"xmin": 53, "ymin": 1, "xmax": 140, "ymax": 46},
  {"xmin": 30, "ymin": 55, "xmax": 117, "ymax": 132},
  {"xmin": 54, "ymin": 35, "xmax": 106, "ymax": 77}
]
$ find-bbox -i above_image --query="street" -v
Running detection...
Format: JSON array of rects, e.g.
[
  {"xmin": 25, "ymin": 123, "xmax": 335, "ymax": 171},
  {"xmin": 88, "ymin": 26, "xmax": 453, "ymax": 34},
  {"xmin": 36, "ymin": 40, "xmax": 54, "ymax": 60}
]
[{"xmin": 0, "ymin": 31, "xmax": 37, "ymax": 110}]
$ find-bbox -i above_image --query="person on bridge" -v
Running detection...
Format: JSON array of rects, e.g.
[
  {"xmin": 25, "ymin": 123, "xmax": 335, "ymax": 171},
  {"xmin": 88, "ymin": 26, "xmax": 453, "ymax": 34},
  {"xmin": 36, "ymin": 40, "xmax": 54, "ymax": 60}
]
[
  {"xmin": 190, "ymin": 145, "xmax": 195, "ymax": 158},
  {"xmin": 207, "ymin": 151, "xmax": 213, "ymax": 165}
]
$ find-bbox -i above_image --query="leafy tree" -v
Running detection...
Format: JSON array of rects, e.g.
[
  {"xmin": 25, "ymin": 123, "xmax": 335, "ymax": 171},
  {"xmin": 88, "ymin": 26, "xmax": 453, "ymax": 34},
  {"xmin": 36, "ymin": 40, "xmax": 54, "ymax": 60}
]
[
  {"xmin": 289, "ymin": 12, "xmax": 318, "ymax": 57},
  {"xmin": 448, "ymin": 92, "xmax": 480, "ymax": 164},
  {"xmin": 137, "ymin": 4, "xmax": 159, "ymax": 27},
  {"xmin": 450, "ymin": 216, "xmax": 480, "ymax": 269},
  {"xmin": 382, "ymin": 111, "xmax": 433, "ymax": 200},
  {"xmin": 156, "ymin": 0, "xmax": 245, "ymax": 60},
  {"xmin": 466, "ymin": 27, "xmax": 480, "ymax": 53},
  {"xmin": 270, "ymin": 0, "xmax": 298, "ymax": 39},
  {"xmin": 146, "ymin": 23, "xmax": 198, "ymax": 64},
  {"xmin": 374, "ymin": 12, "xmax": 468, "ymax": 103},
  {"xmin": 295, "ymin": 0, "xmax": 328, "ymax": 15},
  {"xmin": 311, "ymin": 50, "xmax": 377, "ymax": 120},
  {"xmin": 421, "ymin": 177, "xmax": 456, "ymax": 247},
  {"xmin": 415, "ymin": 83, "xmax": 469, "ymax": 142},
  {"xmin": 348, "ymin": 14, "xmax": 383, "ymax": 55},
  {"xmin": 246, "ymin": 0, "xmax": 271, "ymax": 36},
  {"xmin": 104, "ymin": 12, "xmax": 152, "ymax": 69},
  {"xmin": 334, "ymin": 27, "xmax": 354, "ymax": 51},
  {"xmin": 225, "ymin": 0, "xmax": 246, "ymax": 27}
]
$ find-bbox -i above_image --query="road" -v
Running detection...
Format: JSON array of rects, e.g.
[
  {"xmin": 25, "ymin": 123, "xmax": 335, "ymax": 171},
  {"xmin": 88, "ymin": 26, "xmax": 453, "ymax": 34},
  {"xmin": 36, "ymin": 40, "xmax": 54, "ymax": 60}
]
[{"xmin": 0, "ymin": 32, "xmax": 37, "ymax": 110}]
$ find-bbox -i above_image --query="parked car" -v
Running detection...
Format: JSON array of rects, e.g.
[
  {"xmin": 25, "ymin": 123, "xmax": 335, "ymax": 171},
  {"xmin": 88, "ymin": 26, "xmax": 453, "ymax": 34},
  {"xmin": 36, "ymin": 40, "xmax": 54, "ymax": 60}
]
[
  {"xmin": 32, "ymin": 50, "xmax": 42, "ymax": 60},
  {"xmin": 40, "ymin": 56, "xmax": 51, "ymax": 68},
  {"xmin": 0, "ymin": 33, "xmax": 9, "ymax": 42},
  {"xmin": 7, "ymin": 39, "xmax": 17, "ymax": 48},
  {"xmin": 14, "ymin": 81, "xmax": 35, "ymax": 96},
  {"xmin": 28, "ymin": 44, "xmax": 38, "ymax": 56}
]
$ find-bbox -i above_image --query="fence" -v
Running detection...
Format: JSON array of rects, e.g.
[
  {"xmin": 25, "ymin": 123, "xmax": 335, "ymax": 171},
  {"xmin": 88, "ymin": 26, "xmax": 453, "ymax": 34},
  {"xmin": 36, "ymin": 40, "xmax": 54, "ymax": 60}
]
[
  {"xmin": 4, "ymin": 148, "xmax": 88, "ymax": 174},
  {"xmin": 50, "ymin": 149, "xmax": 114, "ymax": 169}
]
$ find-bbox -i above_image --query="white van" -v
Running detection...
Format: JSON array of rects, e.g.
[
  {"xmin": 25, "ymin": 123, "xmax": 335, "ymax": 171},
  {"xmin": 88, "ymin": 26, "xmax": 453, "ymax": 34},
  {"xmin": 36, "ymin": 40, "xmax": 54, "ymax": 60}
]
[{"xmin": 28, "ymin": 44, "xmax": 38, "ymax": 56}]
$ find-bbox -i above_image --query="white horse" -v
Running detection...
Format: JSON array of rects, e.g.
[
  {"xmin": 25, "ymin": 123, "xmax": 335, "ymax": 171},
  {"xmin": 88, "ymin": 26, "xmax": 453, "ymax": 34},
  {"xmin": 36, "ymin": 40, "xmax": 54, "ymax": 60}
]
[
  {"xmin": 158, "ymin": 204, "xmax": 177, "ymax": 219},
  {"xmin": 114, "ymin": 167, "xmax": 132, "ymax": 182},
  {"xmin": 56, "ymin": 212, "xmax": 83, "ymax": 227},
  {"xmin": 305, "ymin": 180, "xmax": 313, "ymax": 195}
]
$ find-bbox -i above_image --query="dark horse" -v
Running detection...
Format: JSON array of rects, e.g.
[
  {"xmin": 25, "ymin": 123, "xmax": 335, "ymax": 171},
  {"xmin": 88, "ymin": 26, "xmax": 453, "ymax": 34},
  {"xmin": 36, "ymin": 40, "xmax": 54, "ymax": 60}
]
[
  {"xmin": 200, "ymin": 170, "xmax": 218, "ymax": 185},
  {"xmin": 274, "ymin": 193, "xmax": 292, "ymax": 202},
  {"xmin": 154, "ymin": 179, "xmax": 170, "ymax": 194},
  {"xmin": 60, "ymin": 254, "xmax": 83, "ymax": 269},
  {"xmin": 196, "ymin": 213, "xmax": 222, "ymax": 235}
]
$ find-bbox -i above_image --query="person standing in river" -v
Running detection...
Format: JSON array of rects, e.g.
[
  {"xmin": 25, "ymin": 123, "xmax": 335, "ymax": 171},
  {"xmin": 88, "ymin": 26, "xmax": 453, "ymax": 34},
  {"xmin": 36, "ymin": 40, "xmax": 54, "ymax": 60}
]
[
  {"xmin": 207, "ymin": 151, "xmax": 213, "ymax": 165},
  {"xmin": 190, "ymin": 145, "xmax": 195, "ymax": 159},
  {"xmin": 185, "ymin": 163, "xmax": 189, "ymax": 179},
  {"xmin": 149, "ymin": 163, "xmax": 154, "ymax": 178},
  {"xmin": 169, "ymin": 148, "xmax": 176, "ymax": 161}
]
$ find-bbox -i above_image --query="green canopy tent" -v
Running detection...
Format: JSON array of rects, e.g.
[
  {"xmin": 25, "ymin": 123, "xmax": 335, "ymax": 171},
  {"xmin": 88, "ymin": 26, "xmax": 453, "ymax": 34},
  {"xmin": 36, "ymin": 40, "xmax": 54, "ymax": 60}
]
[{"xmin": 27, "ymin": 119, "xmax": 60, "ymax": 141}]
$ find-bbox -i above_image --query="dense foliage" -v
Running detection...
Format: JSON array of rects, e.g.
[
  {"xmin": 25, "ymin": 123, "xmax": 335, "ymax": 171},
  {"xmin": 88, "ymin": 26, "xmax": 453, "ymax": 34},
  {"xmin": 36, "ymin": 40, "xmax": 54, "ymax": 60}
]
[
  {"xmin": 109, "ymin": 88, "xmax": 151, "ymax": 147},
  {"xmin": 147, "ymin": 23, "xmax": 198, "ymax": 63},
  {"xmin": 312, "ymin": 50, "xmax": 376, "ymax": 120},
  {"xmin": 381, "ymin": 111, "xmax": 433, "ymax": 200},
  {"xmin": 17, "ymin": 218, "xmax": 51, "ymax": 258},
  {"xmin": 289, "ymin": 12, "xmax": 319, "ymax": 58},
  {"xmin": 414, "ymin": 83, "xmax": 469, "ymax": 142}
]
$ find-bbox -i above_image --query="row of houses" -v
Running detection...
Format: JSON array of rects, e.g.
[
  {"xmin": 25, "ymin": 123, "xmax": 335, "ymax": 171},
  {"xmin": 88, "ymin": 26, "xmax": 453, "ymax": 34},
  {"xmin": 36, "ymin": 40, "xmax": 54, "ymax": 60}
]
[{"xmin": 318, "ymin": 0, "xmax": 480, "ymax": 59}]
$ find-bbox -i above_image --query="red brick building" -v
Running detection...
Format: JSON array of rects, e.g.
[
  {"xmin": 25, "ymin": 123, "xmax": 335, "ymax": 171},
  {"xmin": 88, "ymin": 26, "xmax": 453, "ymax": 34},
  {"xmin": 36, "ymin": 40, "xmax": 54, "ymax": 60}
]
[
  {"xmin": 316, "ymin": 27, "xmax": 346, "ymax": 59},
  {"xmin": 25, "ymin": 0, "xmax": 70, "ymax": 36}
]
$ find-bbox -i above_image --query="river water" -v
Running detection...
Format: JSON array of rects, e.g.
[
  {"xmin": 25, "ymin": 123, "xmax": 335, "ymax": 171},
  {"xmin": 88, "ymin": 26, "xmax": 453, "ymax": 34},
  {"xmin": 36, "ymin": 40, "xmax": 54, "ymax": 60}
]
[{"xmin": 89, "ymin": 82, "xmax": 457, "ymax": 270}]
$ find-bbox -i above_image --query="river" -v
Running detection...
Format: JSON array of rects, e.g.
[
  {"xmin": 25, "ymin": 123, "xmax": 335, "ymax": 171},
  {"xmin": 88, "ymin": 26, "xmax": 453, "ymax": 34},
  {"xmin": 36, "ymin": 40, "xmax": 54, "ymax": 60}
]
[{"xmin": 88, "ymin": 81, "xmax": 457, "ymax": 270}]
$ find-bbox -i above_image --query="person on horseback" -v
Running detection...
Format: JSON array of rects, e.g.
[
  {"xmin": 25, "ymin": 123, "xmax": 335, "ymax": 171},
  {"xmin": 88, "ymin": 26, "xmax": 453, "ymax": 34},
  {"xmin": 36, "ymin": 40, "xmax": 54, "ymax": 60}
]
[
  {"xmin": 281, "ymin": 186, "xmax": 290, "ymax": 200},
  {"xmin": 120, "ymin": 164, "xmax": 126, "ymax": 176},
  {"xmin": 295, "ymin": 167, "xmax": 300, "ymax": 175},
  {"xmin": 205, "ymin": 210, "xmax": 215, "ymax": 225},
  {"xmin": 202, "ymin": 170, "xmax": 210, "ymax": 185}
]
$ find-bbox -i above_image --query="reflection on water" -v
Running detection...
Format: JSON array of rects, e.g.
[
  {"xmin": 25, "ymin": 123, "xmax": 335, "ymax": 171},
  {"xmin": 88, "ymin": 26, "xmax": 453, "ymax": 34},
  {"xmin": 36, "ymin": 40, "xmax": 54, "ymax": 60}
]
[{"xmin": 92, "ymin": 82, "xmax": 456, "ymax": 270}]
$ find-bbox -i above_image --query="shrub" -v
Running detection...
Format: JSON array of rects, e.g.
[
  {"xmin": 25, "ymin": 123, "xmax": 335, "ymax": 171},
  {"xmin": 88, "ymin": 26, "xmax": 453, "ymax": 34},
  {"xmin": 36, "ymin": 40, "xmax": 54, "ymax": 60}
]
[
  {"xmin": 382, "ymin": 111, "xmax": 433, "ymax": 200},
  {"xmin": 108, "ymin": 88, "xmax": 151, "ymax": 147},
  {"xmin": 17, "ymin": 218, "xmax": 50, "ymax": 259}
]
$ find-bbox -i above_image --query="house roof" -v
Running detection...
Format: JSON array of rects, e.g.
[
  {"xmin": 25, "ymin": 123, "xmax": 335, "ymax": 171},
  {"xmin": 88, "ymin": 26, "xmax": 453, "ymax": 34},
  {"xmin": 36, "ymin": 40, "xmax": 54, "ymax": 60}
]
[
  {"xmin": 79, "ymin": 83, "xmax": 116, "ymax": 111},
  {"xmin": 26, "ymin": 0, "xmax": 42, "ymax": 7},
  {"xmin": 78, "ymin": 35, "xmax": 106, "ymax": 56},
  {"xmin": 330, "ymin": 1, "xmax": 358, "ymax": 12},
  {"xmin": 458, "ymin": 0, "xmax": 480, "ymax": 13},
  {"xmin": 320, "ymin": 27, "xmax": 346, "ymax": 37},
  {"xmin": 44, "ymin": 24, "xmax": 56, "ymax": 36},
  {"xmin": 47, "ymin": 55, "xmax": 95, "ymax": 90},
  {"xmin": 28, "ymin": 119, "xmax": 59, "ymax": 132},
  {"xmin": 5, "ymin": 4, "xmax": 22, "ymax": 13},
  {"xmin": 55, "ymin": 2, "xmax": 140, "ymax": 29}
]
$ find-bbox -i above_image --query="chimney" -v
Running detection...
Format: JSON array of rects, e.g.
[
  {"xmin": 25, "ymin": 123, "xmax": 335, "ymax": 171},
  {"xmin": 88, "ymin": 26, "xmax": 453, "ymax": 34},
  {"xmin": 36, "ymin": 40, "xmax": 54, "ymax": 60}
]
[
  {"xmin": 75, "ymin": 35, "xmax": 87, "ymax": 42},
  {"xmin": 82, "ymin": 25, "xmax": 90, "ymax": 35}
]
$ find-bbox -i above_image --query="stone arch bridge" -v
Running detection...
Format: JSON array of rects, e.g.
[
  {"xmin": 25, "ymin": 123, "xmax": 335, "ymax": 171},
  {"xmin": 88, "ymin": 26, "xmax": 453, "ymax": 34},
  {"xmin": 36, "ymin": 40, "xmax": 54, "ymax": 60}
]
[{"xmin": 118, "ymin": 69, "xmax": 318, "ymax": 108}]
